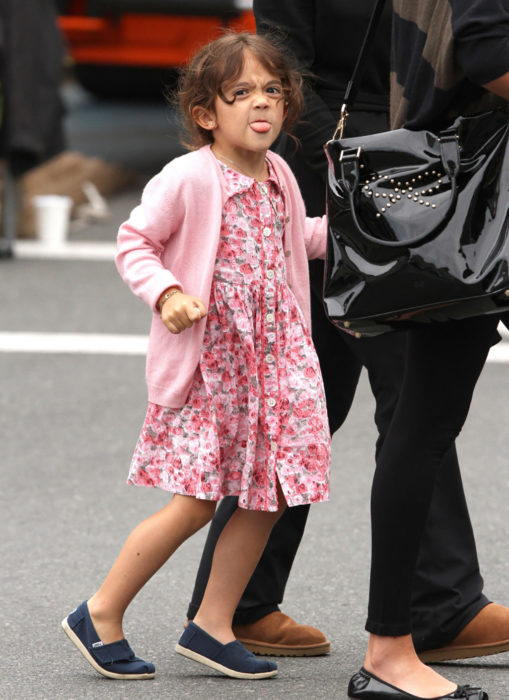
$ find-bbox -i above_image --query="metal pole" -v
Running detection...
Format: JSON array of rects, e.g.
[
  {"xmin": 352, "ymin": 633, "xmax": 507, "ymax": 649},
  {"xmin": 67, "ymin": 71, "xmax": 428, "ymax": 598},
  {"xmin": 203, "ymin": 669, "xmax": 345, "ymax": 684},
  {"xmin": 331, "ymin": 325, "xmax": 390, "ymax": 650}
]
[{"xmin": 0, "ymin": 159, "xmax": 15, "ymax": 258}]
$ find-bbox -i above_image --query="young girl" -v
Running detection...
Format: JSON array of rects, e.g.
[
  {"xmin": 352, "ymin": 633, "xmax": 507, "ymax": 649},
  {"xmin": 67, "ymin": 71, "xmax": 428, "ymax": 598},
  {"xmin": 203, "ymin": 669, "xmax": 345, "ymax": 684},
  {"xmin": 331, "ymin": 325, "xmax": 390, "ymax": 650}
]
[{"xmin": 61, "ymin": 32, "xmax": 331, "ymax": 682}]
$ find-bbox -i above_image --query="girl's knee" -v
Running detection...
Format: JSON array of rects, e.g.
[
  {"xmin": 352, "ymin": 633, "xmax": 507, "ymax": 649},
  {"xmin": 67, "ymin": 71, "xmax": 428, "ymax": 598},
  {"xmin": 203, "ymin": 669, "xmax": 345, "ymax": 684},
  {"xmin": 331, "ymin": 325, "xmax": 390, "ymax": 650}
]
[{"xmin": 170, "ymin": 494, "xmax": 216, "ymax": 531}]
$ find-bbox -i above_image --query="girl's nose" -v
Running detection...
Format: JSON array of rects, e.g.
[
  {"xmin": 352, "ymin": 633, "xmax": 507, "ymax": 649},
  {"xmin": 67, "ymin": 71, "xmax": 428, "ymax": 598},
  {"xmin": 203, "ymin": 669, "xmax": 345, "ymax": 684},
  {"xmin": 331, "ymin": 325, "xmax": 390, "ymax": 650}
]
[{"xmin": 253, "ymin": 88, "xmax": 269, "ymax": 107}]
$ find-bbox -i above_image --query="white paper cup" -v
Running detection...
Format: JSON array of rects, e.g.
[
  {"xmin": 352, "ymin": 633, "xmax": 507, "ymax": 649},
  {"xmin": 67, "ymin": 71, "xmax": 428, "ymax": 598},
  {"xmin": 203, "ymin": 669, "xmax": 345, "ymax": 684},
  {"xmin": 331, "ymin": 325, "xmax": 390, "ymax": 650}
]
[{"xmin": 32, "ymin": 195, "xmax": 73, "ymax": 246}]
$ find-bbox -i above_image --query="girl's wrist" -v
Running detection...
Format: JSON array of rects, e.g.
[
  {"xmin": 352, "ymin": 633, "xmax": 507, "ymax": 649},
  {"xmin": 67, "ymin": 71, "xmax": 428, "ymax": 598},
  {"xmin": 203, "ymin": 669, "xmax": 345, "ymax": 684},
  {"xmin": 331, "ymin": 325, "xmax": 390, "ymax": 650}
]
[{"xmin": 157, "ymin": 287, "xmax": 182, "ymax": 312}]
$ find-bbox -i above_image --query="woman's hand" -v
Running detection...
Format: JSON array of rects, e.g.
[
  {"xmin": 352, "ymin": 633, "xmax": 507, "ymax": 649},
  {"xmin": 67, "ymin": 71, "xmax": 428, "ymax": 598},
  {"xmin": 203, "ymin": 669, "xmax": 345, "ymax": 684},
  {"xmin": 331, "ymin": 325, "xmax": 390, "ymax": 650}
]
[
  {"xmin": 484, "ymin": 72, "xmax": 509, "ymax": 101},
  {"xmin": 159, "ymin": 290, "xmax": 207, "ymax": 334}
]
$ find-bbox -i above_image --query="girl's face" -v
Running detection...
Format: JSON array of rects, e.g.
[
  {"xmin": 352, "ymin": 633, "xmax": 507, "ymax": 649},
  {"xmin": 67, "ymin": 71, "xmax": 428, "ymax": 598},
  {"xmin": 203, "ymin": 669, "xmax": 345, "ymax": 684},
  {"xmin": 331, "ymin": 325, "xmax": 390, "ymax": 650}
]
[{"xmin": 194, "ymin": 51, "xmax": 286, "ymax": 164}]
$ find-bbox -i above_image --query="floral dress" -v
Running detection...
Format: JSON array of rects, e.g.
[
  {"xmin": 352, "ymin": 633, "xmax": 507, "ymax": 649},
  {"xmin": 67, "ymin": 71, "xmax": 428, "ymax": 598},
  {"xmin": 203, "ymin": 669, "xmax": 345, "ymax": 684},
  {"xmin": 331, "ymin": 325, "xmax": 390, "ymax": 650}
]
[{"xmin": 128, "ymin": 161, "xmax": 330, "ymax": 511}]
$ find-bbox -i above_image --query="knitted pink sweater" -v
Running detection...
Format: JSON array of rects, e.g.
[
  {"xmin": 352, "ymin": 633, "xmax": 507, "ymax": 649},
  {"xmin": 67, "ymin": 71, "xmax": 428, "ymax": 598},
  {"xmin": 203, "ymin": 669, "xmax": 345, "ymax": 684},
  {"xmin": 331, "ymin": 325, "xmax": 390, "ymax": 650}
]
[{"xmin": 116, "ymin": 145, "xmax": 327, "ymax": 407}]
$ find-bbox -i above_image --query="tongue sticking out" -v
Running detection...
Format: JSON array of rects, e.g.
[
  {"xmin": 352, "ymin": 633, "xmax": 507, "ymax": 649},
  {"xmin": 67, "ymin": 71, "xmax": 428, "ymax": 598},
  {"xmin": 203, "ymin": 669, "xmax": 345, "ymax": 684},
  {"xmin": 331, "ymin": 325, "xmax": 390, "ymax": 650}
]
[{"xmin": 250, "ymin": 121, "xmax": 271, "ymax": 133}]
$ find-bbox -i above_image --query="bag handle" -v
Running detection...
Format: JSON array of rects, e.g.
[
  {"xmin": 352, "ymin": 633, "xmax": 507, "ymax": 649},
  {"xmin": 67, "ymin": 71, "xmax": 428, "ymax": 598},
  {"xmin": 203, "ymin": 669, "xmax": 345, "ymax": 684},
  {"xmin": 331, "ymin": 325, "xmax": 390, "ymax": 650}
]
[
  {"xmin": 332, "ymin": 0, "xmax": 387, "ymax": 139},
  {"xmin": 338, "ymin": 131, "xmax": 461, "ymax": 247}
]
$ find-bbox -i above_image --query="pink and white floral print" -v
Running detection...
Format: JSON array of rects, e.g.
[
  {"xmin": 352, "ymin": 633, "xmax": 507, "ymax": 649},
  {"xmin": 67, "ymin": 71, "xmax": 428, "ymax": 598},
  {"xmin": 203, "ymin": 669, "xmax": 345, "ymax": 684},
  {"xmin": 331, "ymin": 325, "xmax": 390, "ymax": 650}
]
[{"xmin": 128, "ymin": 162, "xmax": 330, "ymax": 511}]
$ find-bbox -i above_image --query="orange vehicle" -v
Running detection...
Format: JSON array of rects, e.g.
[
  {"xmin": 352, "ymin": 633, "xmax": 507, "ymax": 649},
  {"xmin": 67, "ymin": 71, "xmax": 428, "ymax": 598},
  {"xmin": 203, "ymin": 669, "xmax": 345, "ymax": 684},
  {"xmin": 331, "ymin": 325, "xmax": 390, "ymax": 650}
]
[{"xmin": 57, "ymin": 1, "xmax": 255, "ymax": 97}]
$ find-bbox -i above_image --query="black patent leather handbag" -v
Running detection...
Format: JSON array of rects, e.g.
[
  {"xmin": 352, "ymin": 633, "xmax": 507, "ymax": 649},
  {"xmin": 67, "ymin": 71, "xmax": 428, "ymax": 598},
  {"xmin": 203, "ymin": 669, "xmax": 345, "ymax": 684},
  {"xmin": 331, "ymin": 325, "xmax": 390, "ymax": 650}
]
[{"xmin": 323, "ymin": 0, "xmax": 509, "ymax": 337}]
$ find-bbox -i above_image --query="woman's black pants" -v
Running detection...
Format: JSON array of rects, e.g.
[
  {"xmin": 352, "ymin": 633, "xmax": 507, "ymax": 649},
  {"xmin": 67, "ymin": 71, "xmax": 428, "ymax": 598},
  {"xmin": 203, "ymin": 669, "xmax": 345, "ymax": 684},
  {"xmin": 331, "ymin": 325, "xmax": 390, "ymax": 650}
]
[{"xmin": 365, "ymin": 314, "xmax": 499, "ymax": 635}]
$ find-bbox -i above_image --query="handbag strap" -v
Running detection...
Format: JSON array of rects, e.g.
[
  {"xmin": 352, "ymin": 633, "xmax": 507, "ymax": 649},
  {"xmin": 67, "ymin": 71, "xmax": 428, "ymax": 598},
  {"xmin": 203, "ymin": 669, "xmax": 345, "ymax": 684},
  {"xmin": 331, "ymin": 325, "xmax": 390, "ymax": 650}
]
[{"xmin": 332, "ymin": 0, "xmax": 387, "ymax": 139}]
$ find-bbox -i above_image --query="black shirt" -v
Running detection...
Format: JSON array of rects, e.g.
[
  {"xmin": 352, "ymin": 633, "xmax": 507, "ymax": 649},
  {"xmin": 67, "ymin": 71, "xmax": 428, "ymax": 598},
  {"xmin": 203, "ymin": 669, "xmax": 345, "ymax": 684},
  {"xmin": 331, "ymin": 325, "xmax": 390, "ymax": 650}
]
[{"xmin": 254, "ymin": 0, "xmax": 391, "ymax": 178}]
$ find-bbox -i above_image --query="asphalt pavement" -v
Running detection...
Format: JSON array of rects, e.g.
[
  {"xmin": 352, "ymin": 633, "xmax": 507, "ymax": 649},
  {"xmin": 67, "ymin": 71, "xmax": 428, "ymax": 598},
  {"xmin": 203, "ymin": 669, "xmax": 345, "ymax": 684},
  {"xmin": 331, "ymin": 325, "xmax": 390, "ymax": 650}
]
[{"xmin": 1, "ymin": 82, "xmax": 509, "ymax": 699}]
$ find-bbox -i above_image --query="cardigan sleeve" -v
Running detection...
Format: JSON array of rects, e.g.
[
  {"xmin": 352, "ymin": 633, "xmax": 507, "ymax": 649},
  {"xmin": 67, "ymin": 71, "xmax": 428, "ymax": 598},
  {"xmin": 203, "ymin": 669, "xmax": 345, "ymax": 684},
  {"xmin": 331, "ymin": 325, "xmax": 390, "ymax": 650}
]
[
  {"xmin": 304, "ymin": 215, "xmax": 328, "ymax": 260},
  {"xmin": 115, "ymin": 162, "xmax": 186, "ymax": 312}
]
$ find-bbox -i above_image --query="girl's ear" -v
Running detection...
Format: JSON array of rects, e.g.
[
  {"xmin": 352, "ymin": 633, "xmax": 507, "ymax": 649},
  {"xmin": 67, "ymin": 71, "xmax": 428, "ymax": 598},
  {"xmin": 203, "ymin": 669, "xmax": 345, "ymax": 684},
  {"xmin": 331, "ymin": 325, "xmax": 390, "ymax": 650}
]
[{"xmin": 192, "ymin": 106, "xmax": 217, "ymax": 131}]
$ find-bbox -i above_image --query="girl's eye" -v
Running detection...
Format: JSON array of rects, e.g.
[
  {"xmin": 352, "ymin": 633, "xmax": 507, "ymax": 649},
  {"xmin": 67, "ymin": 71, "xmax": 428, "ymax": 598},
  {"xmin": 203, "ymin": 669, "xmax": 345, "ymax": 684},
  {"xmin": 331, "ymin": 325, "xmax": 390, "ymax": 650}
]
[
  {"xmin": 267, "ymin": 85, "xmax": 283, "ymax": 96},
  {"xmin": 234, "ymin": 88, "xmax": 248, "ymax": 97}
]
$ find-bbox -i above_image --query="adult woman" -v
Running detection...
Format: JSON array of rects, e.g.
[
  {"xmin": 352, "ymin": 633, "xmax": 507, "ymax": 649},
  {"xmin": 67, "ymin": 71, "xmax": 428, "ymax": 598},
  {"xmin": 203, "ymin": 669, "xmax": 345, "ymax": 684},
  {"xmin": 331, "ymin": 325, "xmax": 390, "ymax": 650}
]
[{"xmin": 349, "ymin": 1, "xmax": 509, "ymax": 698}]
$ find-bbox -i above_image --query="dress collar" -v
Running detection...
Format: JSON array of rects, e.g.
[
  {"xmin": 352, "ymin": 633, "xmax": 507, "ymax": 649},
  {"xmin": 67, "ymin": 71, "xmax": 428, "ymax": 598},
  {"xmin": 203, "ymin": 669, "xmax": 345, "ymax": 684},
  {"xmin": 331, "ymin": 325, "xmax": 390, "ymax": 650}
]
[{"xmin": 218, "ymin": 159, "xmax": 280, "ymax": 198}]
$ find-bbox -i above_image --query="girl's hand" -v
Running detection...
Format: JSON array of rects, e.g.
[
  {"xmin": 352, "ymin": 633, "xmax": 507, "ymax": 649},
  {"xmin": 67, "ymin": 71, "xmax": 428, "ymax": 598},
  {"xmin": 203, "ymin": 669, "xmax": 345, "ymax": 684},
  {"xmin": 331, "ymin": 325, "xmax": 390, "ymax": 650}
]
[{"xmin": 159, "ymin": 291, "xmax": 207, "ymax": 334}]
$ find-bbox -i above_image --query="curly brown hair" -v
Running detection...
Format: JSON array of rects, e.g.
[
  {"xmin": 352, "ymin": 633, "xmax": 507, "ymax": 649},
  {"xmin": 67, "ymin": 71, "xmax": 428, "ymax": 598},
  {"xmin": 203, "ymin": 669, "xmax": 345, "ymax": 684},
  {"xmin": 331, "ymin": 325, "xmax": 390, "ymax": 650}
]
[{"xmin": 176, "ymin": 32, "xmax": 304, "ymax": 150}]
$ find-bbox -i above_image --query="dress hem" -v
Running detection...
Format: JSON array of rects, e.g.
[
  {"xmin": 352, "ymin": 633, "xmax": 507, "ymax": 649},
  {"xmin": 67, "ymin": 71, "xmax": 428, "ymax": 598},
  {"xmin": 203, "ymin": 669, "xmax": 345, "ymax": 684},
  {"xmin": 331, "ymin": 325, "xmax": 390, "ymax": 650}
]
[{"xmin": 127, "ymin": 478, "xmax": 330, "ymax": 512}]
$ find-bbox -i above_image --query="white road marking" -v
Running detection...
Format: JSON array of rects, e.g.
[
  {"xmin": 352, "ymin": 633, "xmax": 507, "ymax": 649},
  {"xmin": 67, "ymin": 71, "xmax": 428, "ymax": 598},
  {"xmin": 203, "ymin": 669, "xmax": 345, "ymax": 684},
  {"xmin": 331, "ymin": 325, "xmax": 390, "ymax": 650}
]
[
  {"xmin": 0, "ymin": 331, "xmax": 507, "ymax": 362},
  {"xmin": 0, "ymin": 332, "xmax": 148, "ymax": 355},
  {"xmin": 13, "ymin": 241, "xmax": 116, "ymax": 261}
]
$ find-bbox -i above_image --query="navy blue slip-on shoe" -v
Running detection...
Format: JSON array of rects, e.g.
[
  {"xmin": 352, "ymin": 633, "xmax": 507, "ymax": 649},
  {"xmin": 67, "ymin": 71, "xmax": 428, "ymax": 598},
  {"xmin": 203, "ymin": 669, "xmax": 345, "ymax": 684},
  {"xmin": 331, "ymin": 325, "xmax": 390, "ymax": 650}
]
[
  {"xmin": 175, "ymin": 621, "xmax": 277, "ymax": 679},
  {"xmin": 348, "ymin": 667, "xmax": 488, "ymax": 699},
  {"xmin": 61, "ymin": 601, "xmax": 155, "ymax": 680}
]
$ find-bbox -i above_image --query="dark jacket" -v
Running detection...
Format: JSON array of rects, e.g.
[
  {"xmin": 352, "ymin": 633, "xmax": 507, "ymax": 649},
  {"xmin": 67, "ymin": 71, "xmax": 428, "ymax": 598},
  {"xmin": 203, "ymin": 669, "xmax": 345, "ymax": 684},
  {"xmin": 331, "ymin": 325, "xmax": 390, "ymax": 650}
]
[{"xmin": 254, "ymin": 0, "xmax": 391, "ymax": 184}]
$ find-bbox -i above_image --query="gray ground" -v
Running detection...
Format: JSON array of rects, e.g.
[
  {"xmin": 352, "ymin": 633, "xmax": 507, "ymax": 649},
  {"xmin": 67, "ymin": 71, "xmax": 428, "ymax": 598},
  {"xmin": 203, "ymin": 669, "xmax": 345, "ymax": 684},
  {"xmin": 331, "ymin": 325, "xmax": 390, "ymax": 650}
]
[{"xmin": 1, "ymin": 81, "xmax": 509, "ymax": 699}]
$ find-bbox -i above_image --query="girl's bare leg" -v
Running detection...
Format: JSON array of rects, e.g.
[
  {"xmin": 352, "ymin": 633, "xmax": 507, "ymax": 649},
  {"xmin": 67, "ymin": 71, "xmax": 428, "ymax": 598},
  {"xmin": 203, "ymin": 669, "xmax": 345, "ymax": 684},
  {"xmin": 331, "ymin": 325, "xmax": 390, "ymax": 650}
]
[
  {"xmin": 365, "ymin": 634, "xmax": 457, "ymax": 697},
  {"xmin": 193, "ymin": 481, "xmax": 287, "ymax": 644},
  {"xmin": 87, "ymin": 495, "xmax": 216, "ymax": 643}
]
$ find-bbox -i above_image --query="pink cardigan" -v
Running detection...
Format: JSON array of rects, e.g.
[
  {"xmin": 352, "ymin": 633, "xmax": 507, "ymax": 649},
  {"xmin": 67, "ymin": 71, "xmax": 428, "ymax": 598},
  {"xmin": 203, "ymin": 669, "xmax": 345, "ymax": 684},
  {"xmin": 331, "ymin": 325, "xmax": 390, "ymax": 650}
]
[{"xmin": 116, "ymin": 145, "xmax": 327, "ymax": 408}]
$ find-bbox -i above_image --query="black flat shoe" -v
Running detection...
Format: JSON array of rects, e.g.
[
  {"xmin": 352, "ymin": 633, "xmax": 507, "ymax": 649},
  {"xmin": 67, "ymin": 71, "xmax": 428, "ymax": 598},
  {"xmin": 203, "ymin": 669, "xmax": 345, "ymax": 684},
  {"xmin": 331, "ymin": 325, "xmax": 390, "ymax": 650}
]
[{"xmin": 348, "ymin": 667, "xmax": 488, "ymax": 699}]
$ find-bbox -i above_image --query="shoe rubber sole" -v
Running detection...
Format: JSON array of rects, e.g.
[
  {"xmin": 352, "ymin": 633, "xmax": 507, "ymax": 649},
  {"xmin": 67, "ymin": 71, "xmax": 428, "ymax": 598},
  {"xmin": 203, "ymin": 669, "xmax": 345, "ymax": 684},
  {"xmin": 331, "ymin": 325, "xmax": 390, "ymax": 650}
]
[
  {"xmin": 175, "ymin": 643, "xmax": 278, "ymax": 679},
  {"xmin": 61, "ymin": 617, "xmax": 155, "ymax": 680},
  {"xmin": 419, "ymin": 639, "xmax": 509, "ymax": 663},
  {"xmin": 237, "ymin": 639, "xmax": 331, "ymax": 657}
]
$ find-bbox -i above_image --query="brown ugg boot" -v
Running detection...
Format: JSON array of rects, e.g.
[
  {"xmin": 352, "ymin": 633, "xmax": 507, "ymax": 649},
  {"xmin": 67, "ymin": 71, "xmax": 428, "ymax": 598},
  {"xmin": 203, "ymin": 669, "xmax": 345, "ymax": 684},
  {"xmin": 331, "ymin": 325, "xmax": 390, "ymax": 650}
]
[
  {"xmin": 419, "ymin": 603, "xmax": 509, "ymax": 663},
  {"xmin": 232, "ymin": 611, "xmax": 330, "ymax": 657}
]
